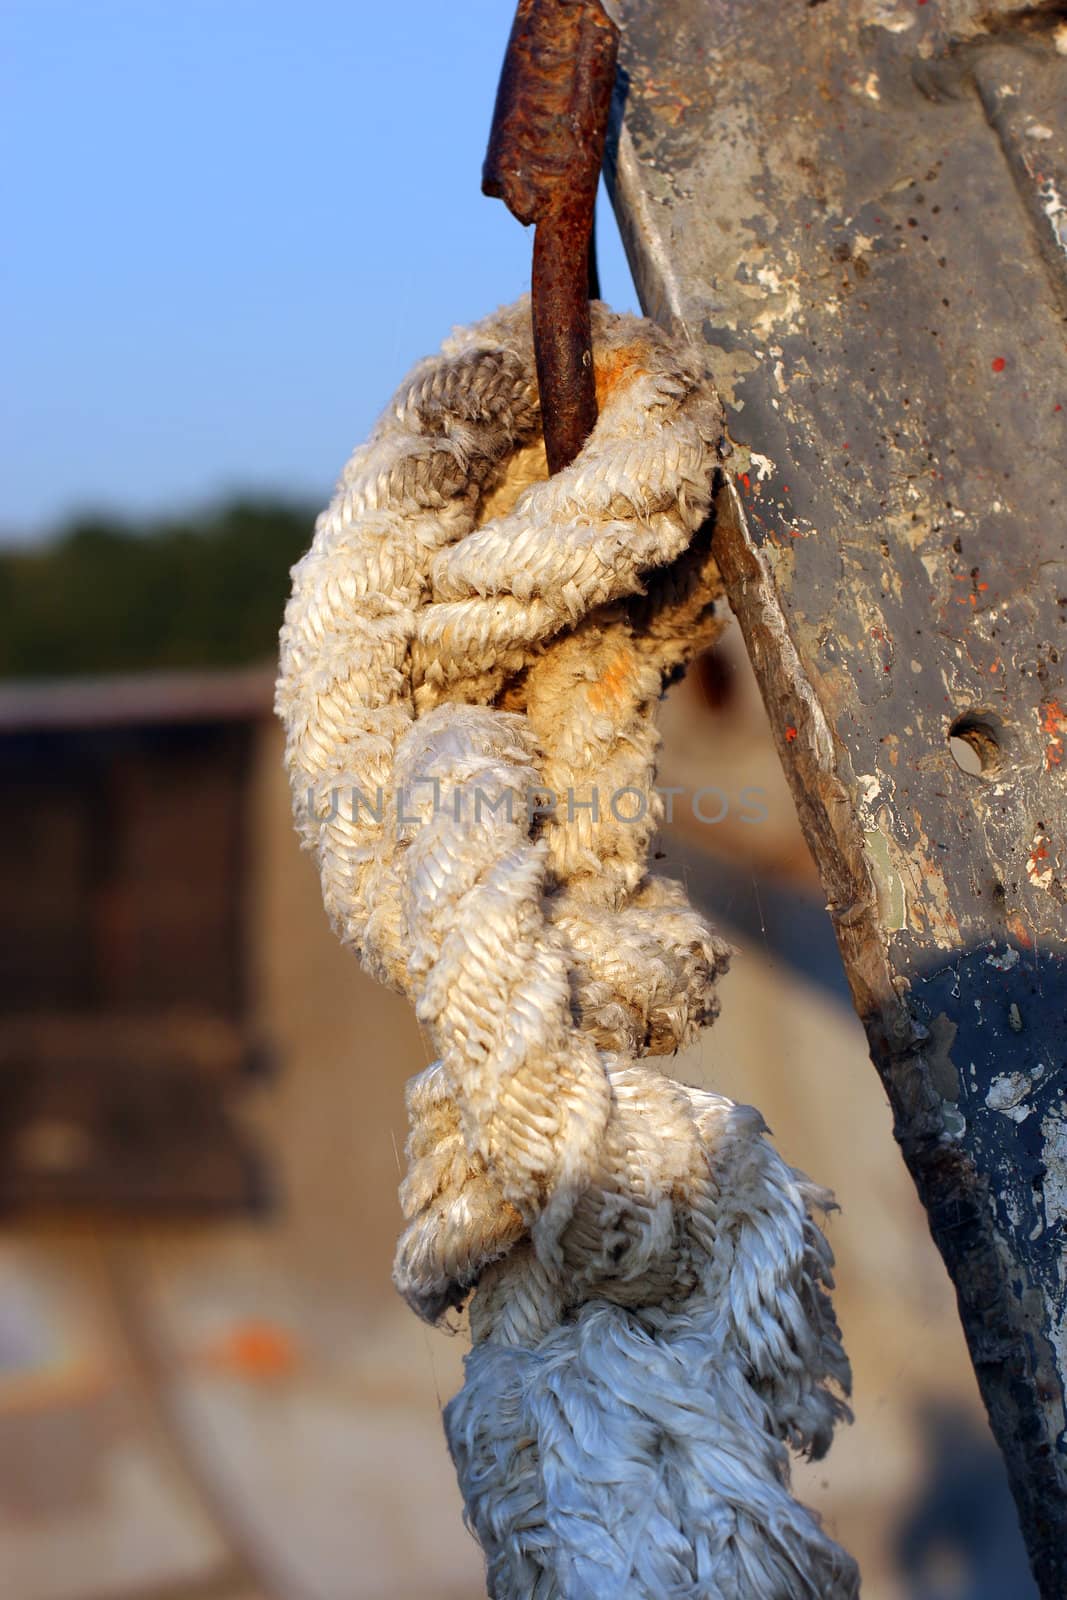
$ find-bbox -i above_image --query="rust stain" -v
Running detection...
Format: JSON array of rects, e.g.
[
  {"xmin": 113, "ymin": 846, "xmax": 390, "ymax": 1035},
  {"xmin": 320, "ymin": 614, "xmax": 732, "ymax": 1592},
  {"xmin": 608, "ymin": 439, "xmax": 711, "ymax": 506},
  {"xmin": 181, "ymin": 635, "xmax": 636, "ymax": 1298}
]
[
  {"xmin": 594, "ymin": 342, "xmax": 649, "ymax": 407},
  {"xmin": 907, "ymin": 810, "xmax": 962, "ymax": 944},
  {"xmin": 644, "ymin": 81, "xmax": 694, "ymax": 126},
  {"xmin": 587, "ymin": 646, "xmax": 638, "ymax": 713}
]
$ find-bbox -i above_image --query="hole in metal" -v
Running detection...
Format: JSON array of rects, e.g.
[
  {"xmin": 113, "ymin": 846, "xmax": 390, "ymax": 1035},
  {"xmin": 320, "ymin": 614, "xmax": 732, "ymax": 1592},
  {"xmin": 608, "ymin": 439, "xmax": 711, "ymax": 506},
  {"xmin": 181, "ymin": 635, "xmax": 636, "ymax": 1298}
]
[{"xmin": 948, "ymin": 711, "xmax": 1004, "ymax": 777}]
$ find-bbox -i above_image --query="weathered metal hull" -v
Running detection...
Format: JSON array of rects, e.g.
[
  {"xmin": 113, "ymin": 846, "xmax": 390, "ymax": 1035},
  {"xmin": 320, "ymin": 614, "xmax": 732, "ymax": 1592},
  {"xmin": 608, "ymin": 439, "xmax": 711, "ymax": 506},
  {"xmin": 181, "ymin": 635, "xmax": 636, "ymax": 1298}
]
[{"xmin": 609, "ymin": 2, "xmax": 1067, "ymax": 1591}]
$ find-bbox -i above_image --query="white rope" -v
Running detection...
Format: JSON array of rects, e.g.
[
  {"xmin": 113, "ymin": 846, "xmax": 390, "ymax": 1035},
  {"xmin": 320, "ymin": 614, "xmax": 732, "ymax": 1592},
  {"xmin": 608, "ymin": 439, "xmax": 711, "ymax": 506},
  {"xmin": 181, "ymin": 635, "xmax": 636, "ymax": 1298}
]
[{"xmin": 276, "ymin": 297, "xmax": 859, "ymax": 1599}]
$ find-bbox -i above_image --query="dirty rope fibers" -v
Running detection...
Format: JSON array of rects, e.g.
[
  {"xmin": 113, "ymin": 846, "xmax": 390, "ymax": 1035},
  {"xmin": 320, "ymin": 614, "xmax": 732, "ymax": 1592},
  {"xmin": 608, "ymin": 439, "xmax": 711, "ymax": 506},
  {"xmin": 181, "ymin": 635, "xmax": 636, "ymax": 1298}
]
[{"xmin": 276, "ymin": 296, "xmax": 859, "ymax": 1599}]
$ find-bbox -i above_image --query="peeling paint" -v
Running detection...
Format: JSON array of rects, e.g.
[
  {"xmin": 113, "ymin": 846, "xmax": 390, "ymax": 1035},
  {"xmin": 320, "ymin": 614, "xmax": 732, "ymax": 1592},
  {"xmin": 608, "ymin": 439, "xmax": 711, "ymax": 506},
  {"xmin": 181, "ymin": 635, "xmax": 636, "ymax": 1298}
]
[
  {"xmin": 1040, "ymin": 1106, "xmax": 1067, "ymax": 1383},
  {"xmin": 1027, "ymin": 831, "xmax": 1054, "ymax": 893},
  {"xmin": 1038, "ymin": 176, "xmax": 1067, "ymax": 260},
  {"xmin": 737, "ymin": 263, "xmax": 806, "ymax": 340},
  {"xmin": 1039, "ymin": 698, "xmax": 1066, "ymax": 772},
  {"xmin": 1042, "ymin": 1108, "xmax": 1067, "ymax": 1232},
  {"xmin": 987, "ymin": 1072, "xmax": 1034, "ymax": 1118},
  {"xmin": 865, "ymin": 1, "xmax": 915, "ymax": 37},
  {"xmin": 864, "ymin": 826, "xmax": 909, "ymax": 931},
  {"xmin": 942, "ymin": 1105, "xmax": 967, "ymax": 1139},
  {"xmin": 907, "ymin": 816, "xmax": 962, "ymax": 946}
]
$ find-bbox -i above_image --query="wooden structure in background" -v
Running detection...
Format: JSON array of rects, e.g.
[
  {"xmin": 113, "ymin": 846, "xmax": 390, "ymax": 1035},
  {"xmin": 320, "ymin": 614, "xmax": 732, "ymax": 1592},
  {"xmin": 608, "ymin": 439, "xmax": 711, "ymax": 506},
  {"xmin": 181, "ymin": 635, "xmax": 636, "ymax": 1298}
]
[{"xmin": 0, "ymin": 669, "xmax": 275, "ymax": 1211}]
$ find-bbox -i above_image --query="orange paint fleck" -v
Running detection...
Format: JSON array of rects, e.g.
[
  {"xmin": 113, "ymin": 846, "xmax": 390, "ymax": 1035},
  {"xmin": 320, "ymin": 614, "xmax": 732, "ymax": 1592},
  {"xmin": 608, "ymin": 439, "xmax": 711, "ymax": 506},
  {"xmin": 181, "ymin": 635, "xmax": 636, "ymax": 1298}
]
[
  {"xmin": 1039, "ymin": 697, "xmax": 1066, "ymax": 769},
  {"xmin": 1007, "ymin": 915, "xmax": 1033, "ymax": 949},
  {"xmin": 203, "ymin": 1322, "xmax": 300, "ymax": 1380},
  {"xmin": 953, "ymin": 571, "xmax": 988, "ymax": 607}
]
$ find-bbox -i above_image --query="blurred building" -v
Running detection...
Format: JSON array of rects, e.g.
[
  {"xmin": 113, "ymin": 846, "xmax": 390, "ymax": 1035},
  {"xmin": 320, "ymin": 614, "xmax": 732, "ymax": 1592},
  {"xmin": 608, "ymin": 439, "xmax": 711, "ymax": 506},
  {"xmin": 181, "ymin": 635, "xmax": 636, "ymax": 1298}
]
[
  {"xmin": 0, "ymin": 669, "xmax": 276, "ymax": 1213},
  {"xmin": 0, "ymin": 646, "xmax": 1038, "ymax": 1600}
]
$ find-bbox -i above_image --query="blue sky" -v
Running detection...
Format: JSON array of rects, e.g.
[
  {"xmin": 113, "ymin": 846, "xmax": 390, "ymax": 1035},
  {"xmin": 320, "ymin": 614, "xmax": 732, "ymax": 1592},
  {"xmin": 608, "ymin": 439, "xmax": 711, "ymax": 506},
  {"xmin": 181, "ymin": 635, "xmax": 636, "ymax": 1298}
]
[{"xmin": 2, "ymin": 0, "xmax": 637, "ymax": 540}]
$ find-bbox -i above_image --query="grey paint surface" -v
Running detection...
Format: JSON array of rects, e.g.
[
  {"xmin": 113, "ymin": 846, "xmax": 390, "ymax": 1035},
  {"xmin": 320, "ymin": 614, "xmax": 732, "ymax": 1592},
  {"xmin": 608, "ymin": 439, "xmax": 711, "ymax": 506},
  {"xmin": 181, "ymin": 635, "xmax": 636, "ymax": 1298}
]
[{"xmin": 609, "ymin": 2, "xmax": 1067, "ymax": 1592}]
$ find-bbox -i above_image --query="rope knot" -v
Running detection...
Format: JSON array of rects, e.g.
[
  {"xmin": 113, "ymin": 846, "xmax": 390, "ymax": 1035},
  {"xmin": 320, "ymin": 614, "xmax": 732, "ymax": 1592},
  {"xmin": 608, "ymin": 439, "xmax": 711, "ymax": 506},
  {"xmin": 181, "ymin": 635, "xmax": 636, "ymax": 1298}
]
[{"xmin": 277, "ymin": 297, "xmax": 858, "ymax": 1598}]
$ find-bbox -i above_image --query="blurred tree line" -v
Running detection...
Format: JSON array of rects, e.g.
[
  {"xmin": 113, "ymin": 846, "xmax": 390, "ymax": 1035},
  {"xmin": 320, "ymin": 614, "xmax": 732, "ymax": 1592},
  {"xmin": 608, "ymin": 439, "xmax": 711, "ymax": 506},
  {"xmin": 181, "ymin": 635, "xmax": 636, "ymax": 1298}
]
[{"xmin": 0, "ymin": 499, "xmax": 317, "ymax": 678}]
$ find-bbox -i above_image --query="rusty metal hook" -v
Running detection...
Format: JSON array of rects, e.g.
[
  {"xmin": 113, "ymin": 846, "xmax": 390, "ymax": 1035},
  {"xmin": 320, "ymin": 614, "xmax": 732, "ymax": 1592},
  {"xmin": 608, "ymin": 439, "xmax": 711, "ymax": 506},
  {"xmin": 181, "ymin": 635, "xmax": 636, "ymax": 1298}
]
[{"xmin": 483, "ymin": 0, "xmax": 620, "ymax": 475}]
